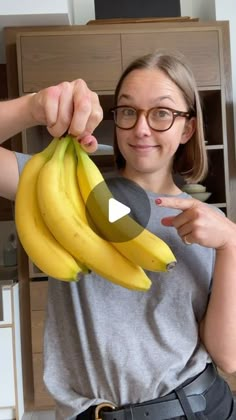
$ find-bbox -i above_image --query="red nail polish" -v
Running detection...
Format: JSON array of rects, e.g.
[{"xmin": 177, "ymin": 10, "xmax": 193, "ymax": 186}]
[{"xmin": 155, "ymin": 198, "xmax": 162, "ymax": 205}]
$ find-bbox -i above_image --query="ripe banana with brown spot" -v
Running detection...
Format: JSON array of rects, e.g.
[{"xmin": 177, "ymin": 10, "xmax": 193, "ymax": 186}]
[{"xmin": 73, "ymin": 139, "xmax": 176, "ymax": 272}]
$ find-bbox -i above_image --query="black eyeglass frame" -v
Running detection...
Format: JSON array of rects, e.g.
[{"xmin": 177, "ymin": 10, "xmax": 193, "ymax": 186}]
[{"xmin": 110, "ymin": 106, "xmax": 194, "ymax": 132}]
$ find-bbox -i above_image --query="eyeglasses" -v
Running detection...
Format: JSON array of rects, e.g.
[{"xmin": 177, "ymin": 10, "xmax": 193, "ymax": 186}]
[{"xmin": 110, "ymin": 106, "xmax": 193, "ymax": 132}]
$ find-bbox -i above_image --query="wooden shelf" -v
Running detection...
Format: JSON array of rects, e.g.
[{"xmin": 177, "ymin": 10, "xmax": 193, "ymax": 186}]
[{"xmin": 206, "ymin": 145, "xmax": 224, "ymax": 150}]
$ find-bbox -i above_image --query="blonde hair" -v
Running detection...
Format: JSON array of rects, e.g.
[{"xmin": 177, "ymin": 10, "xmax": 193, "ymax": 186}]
[{"xmin": 113, "ymin": 50, "xmax": 208, "ymax": 183}]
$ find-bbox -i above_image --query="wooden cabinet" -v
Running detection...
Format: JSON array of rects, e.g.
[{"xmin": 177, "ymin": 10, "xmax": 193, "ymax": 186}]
[
  {"xmin": 30, "ymin": 281, "xmax": 54, "ymax": 408},
  {"xmin": 16, "ymin": 25, "xmax": 222, "ymax": 91},
  {"xmin": 4, "ymin": 20, "xmax": 236, "ymax": 408},
  {"xmin": 0, "ymin": 64, "xmax": 13, "ymax": 221},
  {"xmin": 199, "ymin": 88, "xmax": 228, "ymax": 210}
]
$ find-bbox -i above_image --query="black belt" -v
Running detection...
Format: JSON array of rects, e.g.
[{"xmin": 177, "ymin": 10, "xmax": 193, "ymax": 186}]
[{"xmin": 77, "ymin": 363, "xmax": 217, "ymax": 420}]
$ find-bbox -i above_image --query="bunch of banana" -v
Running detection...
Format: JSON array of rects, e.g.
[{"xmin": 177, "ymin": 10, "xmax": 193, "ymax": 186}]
[
  {"xmin": 16, "ymin": 136, "xmax": 151, "ymax": 291},
  {"xmin": 73, "ymin": 140, "xmax": 177, "ymax": 272},
  {"xmin": 15, "ymin": 134, "xmax": 176, "ymax": 291}
]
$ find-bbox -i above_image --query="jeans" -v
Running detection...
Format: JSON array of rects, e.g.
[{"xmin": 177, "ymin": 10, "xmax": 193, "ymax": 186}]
[{"xmin": 76, "ymin": 369, "xmax": 236, "ymax": 420}]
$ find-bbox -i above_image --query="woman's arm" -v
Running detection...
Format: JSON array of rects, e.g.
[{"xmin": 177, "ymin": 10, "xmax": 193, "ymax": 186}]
[
  {"xmin": 158, "ymin": 196, "xmax": 236, "ymax": 373},
  {"xmin": 199, "ymin": 238, "xmax": 236, "ymax": 373},
  {"xmin": 0, "ymin": 79, "xmax": 103, "ymax": 200},
  {"xmin": 0, "ymin": 94, "xmax": 36, "ymax": 143}
]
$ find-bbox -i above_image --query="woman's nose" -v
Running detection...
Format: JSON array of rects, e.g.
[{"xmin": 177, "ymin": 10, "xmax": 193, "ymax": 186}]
[{"xmin": 133, "ymin": 113, "xmax": 152, "ymax": 136}]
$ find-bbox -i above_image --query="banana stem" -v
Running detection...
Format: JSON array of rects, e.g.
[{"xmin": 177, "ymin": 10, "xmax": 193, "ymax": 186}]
[
  {"xmin": 72, "ymin": 137, "xmax": 86, "ymax": 159},
  {"xmin": 41, "ymin": 137, "xmax": 59, "ymax": 159},
  {"xmin": 51, "ymin": 136, "xmax": 71, "ymax": 162},
  {"xmin": 167, "ymin": 261, "xmax": 177, "ymax": 271}
]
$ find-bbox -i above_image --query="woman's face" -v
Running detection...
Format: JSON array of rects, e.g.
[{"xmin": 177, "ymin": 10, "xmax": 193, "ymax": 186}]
[{"xmin": 116, "ymin": 68, "xmax": 194, "ymax": 178}]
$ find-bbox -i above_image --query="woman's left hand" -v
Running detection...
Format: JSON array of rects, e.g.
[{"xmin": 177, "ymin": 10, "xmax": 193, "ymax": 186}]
[{"xmin": 156, "ymin": 196, "xmax": 236, "ymax": 250}]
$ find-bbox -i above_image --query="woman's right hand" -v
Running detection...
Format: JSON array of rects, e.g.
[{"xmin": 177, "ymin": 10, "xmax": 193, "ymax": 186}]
[{"xmin": 29, "ymin": 79, "xmax": 103, "ymax": 152}]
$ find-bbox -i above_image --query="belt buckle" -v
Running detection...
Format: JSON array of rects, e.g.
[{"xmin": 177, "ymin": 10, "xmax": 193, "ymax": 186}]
[{"xmin": 95, "ymin": 402, "xmax": 117, "ymax": 420}]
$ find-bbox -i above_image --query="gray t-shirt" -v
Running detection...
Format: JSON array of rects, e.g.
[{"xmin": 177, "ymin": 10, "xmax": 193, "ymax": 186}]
[{"xmin": 16, "ymin": 152, "xmax": 213, "ymax": 420}]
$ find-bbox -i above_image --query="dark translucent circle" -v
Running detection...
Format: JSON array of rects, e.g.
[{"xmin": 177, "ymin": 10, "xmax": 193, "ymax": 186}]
[{"xmin": 85, "ymin": 177, "xmax": 151, "ymax": 242}]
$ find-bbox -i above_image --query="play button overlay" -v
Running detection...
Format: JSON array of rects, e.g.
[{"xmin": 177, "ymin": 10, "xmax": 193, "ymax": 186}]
[
  {"xmin": 85, "ymin": 177, "xmax": 151, "ymax": 242},
  {"xmin": 108, "ymin": 198, "xmax": 131, "ymax": 223}
]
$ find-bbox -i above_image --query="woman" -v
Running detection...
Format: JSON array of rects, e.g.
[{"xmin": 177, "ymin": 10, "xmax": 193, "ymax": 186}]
[{"xmin": 1, "ymin": 51, "xmax": 236, "ymax": 419}]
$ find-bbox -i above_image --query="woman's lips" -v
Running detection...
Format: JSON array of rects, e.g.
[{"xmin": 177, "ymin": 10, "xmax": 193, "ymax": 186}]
[{"xmin": 129, "ymin": 144, "xmax": 159, "ymax": 151}]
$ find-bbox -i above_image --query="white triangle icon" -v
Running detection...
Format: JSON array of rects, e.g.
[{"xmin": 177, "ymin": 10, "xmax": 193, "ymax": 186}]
[{"xmin": 108, "ymin": 198, "xmax": 131, "ymax": 223}]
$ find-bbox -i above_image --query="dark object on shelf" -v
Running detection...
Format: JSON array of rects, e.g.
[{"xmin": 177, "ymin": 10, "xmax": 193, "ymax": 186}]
[
  {"xmin": 94, "ymin": 0, "xmax": 180, "ymax": 20},
  {"xmin": 3, "ymin": 233, "xmax": 17, "ymax": 267}
]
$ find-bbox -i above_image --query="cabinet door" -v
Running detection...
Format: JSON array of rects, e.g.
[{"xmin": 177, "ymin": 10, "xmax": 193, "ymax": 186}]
[
  {"xmin": 32, "ymin": 353, "xmax": 54, "ymax": 408},
  {"xmin": 0, "ymin": 328, "xmax": 15, "ymax": 407},
  {"xmin": 121, "ymin": 29, "xmax": 220, "ymax": 86},
  {"xmin": 30, "ymin": 281, "xmax": 54, "ymax": 407},
  {"xmin": 17, "ymin": 32, "xmax": 122, "ymax": 93}
]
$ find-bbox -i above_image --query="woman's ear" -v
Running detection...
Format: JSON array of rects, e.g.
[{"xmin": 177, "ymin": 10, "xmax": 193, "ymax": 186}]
[{"xmin": 180, "ymin": 117, "xmax": 196, "ymax": 144}]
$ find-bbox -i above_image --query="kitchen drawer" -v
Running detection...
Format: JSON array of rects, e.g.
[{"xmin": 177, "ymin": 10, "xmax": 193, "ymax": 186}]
[
  {"xmin": 30, "ymin": 281, "xmax": 48, "ymax": 311},
  {"xmin": 32, "ymin": 353, "xmax": 54, "ymax": 408},
  {"xmin": 121, "ymin": 29, "xmax": 221, "ymax": 86},
  {"xmin": 17, "ymin": 32, "xmax": 122, "ymax": 93}
]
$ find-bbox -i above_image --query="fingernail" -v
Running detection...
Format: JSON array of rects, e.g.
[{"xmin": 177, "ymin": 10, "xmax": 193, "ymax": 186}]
[{"xmin": 155, "ymin": 198, "xmax": 162, "ymax": 205}]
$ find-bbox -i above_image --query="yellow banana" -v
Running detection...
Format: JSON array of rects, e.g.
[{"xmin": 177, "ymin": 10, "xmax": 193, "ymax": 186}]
[
  {"xmin": 63, "ymin": 140, "xmax": 90, "ymax": 273},
  {"xmin": 63, "ymin": 140, "xmax": 87, "ymax": 221},
  {"xmin": 73, "ymin": 139, "xmax": 176, "ymax": 272},
  {"xmin": 37, "ymin": 136, "xmax": 151, "ymax": 291},
  {"xmin": 63, "ymin": 139, "xmax": 98, "ymax": 234},
  {"xmin": 15, "ymin": 139, "xmax": 83, "ymax": 282}
]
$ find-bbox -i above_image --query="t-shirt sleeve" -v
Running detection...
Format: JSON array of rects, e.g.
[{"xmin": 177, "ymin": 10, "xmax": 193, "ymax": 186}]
[{"xmin": 14, "ymin": 152, "xmax": 31, "ymax": 174}]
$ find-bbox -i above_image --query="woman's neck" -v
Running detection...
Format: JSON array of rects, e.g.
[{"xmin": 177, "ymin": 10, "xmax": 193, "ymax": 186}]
[{"xmin": 120, "ymin": 167, "xmax": 182, "ymax": 195}]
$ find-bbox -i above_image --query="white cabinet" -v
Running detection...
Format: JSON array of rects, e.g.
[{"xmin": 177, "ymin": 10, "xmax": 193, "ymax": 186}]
[
  {"xmin": 0, "ymin": 282, "xmax": 24, "ymax": 420},
  {"xmin": 0, "ymin": 328, "xmax": 15, "ymax": 408}
]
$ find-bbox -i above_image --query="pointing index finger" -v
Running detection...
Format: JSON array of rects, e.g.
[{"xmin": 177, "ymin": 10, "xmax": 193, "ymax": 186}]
[{"xmin": 155, "ymin": 196, "xmax": 198, "ymax": 211}]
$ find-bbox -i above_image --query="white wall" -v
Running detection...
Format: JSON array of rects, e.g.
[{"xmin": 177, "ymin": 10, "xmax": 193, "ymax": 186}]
[
  {"xmin": 71, "ymin": 0, "xmax": 95, "ymax": 24},
  {"xmin": 0, "ymin": 0, "xmax": 72, "ymax": 63},
  {"xmin": 180, "ymin": 0, "xmax": 216, "ymax": 19},
  {"xmin": 0, "ymin": 0, "xmax": 69, "ymax": 15}
]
